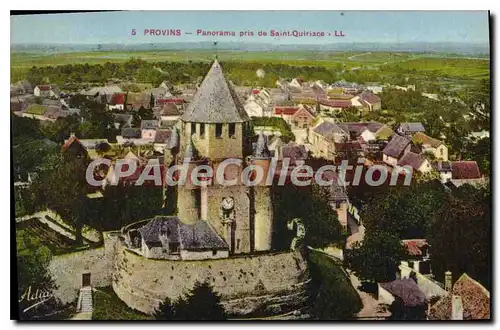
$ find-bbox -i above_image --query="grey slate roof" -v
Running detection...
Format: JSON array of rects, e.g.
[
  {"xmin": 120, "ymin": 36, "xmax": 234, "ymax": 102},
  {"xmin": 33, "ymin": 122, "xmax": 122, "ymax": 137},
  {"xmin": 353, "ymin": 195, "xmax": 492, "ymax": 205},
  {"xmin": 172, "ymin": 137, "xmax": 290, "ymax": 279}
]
[
  {"xmin": 398, "ymin": 151, "xmax": 424, "ymax": 169},
  {"xmin": 282, "ymin": 143, "xmax": 308, "ymax": 161},
  {"xmin": 141, "ymin": 120, "xmax": 158, "ymax": 130},
  {"xmin": 383, "ymin": 135, "xmax": 411, "ymax": 158},
  {"xmin": 138, "ymin": 216, "xmax": 228, "ymax": 251},
  {"xmin": 181, "ymin": 60, "xmax": 250, "ymax": 123},
  {"xmin": 122, "ymin": 127, "xmax": 141, "ymax": 139},
  {"xmin": 313, "ymin": 121, "xmax": 347, "ymax": 137},
  {"xmin": 380, "ymin": 279, "xmax": 427, "ymax": 307},
  {"xmin": 399, "ymin": 122, "xmax": 426, "ymax": 133},
  {"xmin": 178, "ymin": 220, "xmax": 229, "ymax": 251}
]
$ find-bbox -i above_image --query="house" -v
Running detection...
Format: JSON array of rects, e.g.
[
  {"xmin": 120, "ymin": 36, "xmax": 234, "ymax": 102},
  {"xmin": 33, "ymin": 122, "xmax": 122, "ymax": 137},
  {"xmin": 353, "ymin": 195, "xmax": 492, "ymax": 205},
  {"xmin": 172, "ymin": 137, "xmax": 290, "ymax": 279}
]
[
  {"xmin": 244, "ymin": 97, "xmax": 267, "ymax": 118},
  {"xmin": 382, "ymin": 135, "xmax": 411, "ymax": 166},
  {"xmin": 61, "ymin": 135, "xmax": 88, "ymax": 158},
  {"xmin": 11, "ymin": 80, "xmax": 33, "ymax": 95},
  {"xmin": 397, "ymin": 151, "xmax": 432, "ymax": 173},
  {"xmin": 450, "ymin": 161, "xmax": 481, "ymax": 180},
  {"xmin": 356, "ymin": 91, "xmax": 382, "ymax": 111},
  {"xmin": 151, "ymin": 87, "xmax": 172, "ymax": 103},
  {"xmin": 378, "ymin": 279, "xmax": 427, "ymax": 318},
  {"xmin": 429, "ymin": 273, "xmax": 490, "ymax": 320},
  {"xmin": 156, "ymin": 103, "xmax": 181, "ymax": 123},
  {"xmin": 365, "ymin": 84, "xmax": 383, "ymax": 94},
  {"xmin": 402, "ymin": 239, "xmax": 431, "ymax": 275},
  {"xmin": 318, "ymin": 99, "xmax": 354, "ymax": 113},
  {"xmin": 34, "ymin": 85, "xmax": 60, "ymax": 99},
  {"xmin": 112, "ymin": 113, "xmax": 133, "ymax": 129},
  {"xmin": 330, "ymin": 81, "xmax": 363, "ymax": 95},
  {"xmin": 281, "ymin": 142, "xmax": 308, "ymax": 166},
  {"xmin": 309, "ymin": 121, "xmax": 349, "ymax": 160},
  {"xmin": 108, "ymin": 93, "xmax": 126, "ymax": 111},
  {"xmin": 397, "ymin": 123, "xmax": 426, "ymax": 137},
  {"xmin": 121, "ymin": 127, "xmax": 142, "ymax": 139},
  {"xmin": 311, "ymin": 80, "xmax": 329, "ymax": 92},
  {"xmin": 153, "ymin": 129, "xmax": 172, "ymax": 150},
  {"xmin": 319, "ymin": 171, "xmax": 349, "ymax": 228},
  {"xmin": 272, "ymin": 106, "xmax": 299, "ymax": 124},
  {"xmin": 359, "ymin": 123, "xmax": 394, "ymax": 142},
  {"xmin": 433, "ymin": 161, "xmax": 453, "ymax": 183},
  {"xmin": 140, "ymin": 119, "xmax": 158, "ymax": 140},
  {"xmin": 127, "ymin": 92, "xmax": 152, "ymax": 111},
  {"xmin": 128, "ymin": 216, "xmax": 229, "ymax": 260},
  {"xmin": 83, "ymin": 85, "xmax": 122, "ymax": 98},
  {"xmin": 412, "ymin": 132, "xmax": 448, "ymax": 161},
  {"xmin": 289, "ymin": 78, "xmax": 303, "ymax": 92},
  {"xmin": 290, "ymin": 105, "xmax": 316, "ymax": 129},
  {"xmin": 275, "ymin": 79, "xmax": 289, "ymax": 90}
]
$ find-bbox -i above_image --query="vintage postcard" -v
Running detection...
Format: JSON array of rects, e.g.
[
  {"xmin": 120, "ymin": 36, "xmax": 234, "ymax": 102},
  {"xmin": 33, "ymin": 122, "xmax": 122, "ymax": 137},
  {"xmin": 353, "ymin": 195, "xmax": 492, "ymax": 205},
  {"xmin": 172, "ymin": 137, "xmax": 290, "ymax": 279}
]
[{"xmin": 11, "ymin": 10, "xmax": 491, "ymax": 321}]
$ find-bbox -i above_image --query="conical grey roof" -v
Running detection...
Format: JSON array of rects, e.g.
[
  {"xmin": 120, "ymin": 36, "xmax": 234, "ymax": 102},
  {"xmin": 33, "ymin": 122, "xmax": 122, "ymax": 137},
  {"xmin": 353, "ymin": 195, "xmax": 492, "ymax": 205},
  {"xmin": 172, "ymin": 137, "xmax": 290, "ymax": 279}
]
[
  {"xmin": 253, "ymin": 132, "xmax": 271, "ymax": 159},
  {"xmin": 181, "ymin": 60, "xmax": 250, "ymax": 123},
  {"xmin": 184, "ymin": 135, "xmax": 198, "ymax": 159}
]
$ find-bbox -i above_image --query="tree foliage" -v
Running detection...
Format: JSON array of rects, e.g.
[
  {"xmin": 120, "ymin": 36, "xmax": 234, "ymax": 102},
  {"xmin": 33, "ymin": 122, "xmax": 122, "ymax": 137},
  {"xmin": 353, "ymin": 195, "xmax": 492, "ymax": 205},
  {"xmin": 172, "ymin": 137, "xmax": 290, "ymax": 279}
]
[
  {"xmin": 348, "ymin": 230, "xmax": 407, "ymax": 283},
  {"xmin": 154, "ymin": 281, "xmax": 226, "ymax": 320},
  {"xmin": 428, "ymin": 184, "xmax": 491, "ymax": 289},
  {"xmin": 272, "ymin": 184, "xmax": 343, "ymax": 250},
  {"xmin": 359, "ymin": 180, "xmax": 446, "ymax": 239}
]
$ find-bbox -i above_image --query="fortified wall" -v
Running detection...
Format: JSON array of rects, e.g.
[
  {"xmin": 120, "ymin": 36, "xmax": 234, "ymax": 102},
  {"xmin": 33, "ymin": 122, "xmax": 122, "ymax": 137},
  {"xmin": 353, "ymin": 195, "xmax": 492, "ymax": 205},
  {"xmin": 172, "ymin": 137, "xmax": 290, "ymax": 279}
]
[
  {"xmin": 48, "ymin": 232, "xmax": 120, "ymax": 304},
  {"xmin": 49, "ymin": 231, "xmax": 311, "ymax": 317}
]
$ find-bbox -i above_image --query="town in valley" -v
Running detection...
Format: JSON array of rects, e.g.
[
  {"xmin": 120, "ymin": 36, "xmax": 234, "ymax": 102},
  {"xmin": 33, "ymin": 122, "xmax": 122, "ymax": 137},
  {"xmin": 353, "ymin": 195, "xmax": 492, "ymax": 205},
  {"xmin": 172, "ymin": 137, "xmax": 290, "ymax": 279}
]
[{"xmin": 12, "ymin": 11, "xmax": 491, "ymax": 321}]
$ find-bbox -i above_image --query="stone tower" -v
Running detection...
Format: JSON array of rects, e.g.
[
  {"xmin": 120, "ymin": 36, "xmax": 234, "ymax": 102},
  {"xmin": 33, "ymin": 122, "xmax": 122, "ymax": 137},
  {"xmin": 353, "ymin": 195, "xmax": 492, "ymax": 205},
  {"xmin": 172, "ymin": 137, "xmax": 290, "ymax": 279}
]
[
  {"xmin": 250, "ymin": 132, "xmax": 274, "ymax": 251},
  {"xmin": 175, "ymin": 60, "xmax": 273, "ymax": 255}
]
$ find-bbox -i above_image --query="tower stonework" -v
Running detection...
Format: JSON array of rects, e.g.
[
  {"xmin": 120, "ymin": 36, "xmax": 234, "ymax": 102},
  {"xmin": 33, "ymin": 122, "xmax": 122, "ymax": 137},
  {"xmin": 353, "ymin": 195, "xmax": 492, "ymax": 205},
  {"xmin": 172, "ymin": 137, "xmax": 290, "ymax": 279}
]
[{"xmin": 174, "ymin": 60, "xmax": 273, "ymax": 255}]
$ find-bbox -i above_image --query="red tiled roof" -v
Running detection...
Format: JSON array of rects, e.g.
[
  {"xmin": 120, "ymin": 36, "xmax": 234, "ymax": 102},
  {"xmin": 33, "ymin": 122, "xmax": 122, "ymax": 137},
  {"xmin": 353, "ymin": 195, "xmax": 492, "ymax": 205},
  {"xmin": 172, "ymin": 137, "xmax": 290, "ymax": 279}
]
[
  {"xmin": 251, "ymin": 89, "xmax": 260, "ymax": 95},
  {"xmin": 451, "ymin": 161, "xmax": 481, "ymax": 179},
  {"xmin": 61, "ymin": 136, "xmax": 83, "ymax": 152},
  {"xmin": 319, "ymin": 99, "xmax": 353, "ymax": 108},
  {"xmin": 402, "ymin": 239, "xmax": 428, "ymax": 257},
  {"xmin": 430, "ymin": 273, "xmax": 490, "ymax": 320},
  {"xmin": 157, "ymin": 98, "xmax": 185, "ymax": 105},
  {"xmin": 111, "ymin": 93, "xmax": 126, "ymax": 105},
  {"xmin": 274, "ymin": 107, "xmax": 299, "ymax": 115},
  {"xmin": 37, "ymin": 85, "xmax": 51, "ymax": 91},
  {"xmin": 292, "ymin": 106, "xmax": 315, "ymax": 118}
]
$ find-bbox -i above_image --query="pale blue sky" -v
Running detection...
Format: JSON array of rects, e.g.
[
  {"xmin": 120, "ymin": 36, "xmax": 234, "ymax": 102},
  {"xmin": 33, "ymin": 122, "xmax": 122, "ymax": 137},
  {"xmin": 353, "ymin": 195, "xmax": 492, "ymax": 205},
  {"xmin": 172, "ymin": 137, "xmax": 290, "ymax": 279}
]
[{"xmin": 11, "ymin": 11, "xmax": 490, "ymax": 45}]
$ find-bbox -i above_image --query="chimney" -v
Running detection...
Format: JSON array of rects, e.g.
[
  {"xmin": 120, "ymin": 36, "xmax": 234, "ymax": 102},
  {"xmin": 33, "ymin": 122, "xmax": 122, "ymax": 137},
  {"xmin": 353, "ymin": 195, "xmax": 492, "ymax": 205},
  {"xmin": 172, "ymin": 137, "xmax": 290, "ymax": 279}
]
[
  {"xmin": 451, "ymin": 295, "xmax": 463, "ymax": 320},
  {"xmin": 445, "ymin": 271, "xmax": 452, "ymax": 292}
]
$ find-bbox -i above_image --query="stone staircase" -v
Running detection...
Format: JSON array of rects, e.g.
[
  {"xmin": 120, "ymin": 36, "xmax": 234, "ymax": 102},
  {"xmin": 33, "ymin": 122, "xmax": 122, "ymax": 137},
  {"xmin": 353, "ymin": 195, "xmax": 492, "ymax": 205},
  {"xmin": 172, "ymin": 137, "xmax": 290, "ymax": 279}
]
[{"xmin": 77, "ymin": 287, "xmax": 93, "ymax": 313}]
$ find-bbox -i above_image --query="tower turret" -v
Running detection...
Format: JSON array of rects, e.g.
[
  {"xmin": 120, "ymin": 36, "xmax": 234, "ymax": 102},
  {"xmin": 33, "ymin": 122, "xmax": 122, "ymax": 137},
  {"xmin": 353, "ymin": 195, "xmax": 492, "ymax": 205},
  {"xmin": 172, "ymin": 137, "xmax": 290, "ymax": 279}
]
[{"xmin": 250, "ymin": 132, "xmax": 274, "ymax": 252}]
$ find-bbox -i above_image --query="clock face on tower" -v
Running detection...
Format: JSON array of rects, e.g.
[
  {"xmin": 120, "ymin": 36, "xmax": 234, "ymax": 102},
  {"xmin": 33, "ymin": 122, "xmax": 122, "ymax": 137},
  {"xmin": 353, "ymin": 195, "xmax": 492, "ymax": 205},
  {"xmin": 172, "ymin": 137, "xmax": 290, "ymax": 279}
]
[{"xmin": 221, "ymin": 197, "xmax": 234, "ymax": 210}]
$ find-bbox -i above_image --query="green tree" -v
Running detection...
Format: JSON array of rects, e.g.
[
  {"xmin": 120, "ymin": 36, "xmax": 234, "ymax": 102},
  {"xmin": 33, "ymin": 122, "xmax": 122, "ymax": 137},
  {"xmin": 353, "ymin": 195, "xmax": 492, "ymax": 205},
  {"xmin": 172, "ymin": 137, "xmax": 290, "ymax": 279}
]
[
  {"xmin": 348, "ymin": 230, "xmax": 407, "ymax": 283},
  {"xmin": 428, "ymin": 184, "xmax": 491, "ymax": 289},
  {"xmin": 17, "ymin": 230, "xmax": 62, "ymax": 320},
  {"xmin": 359, "ymin": 181, "xmax": 446, "ymax": 239},
  {"xmin": 154, "ymin": 281, "xmax": 226, "ymax": 320}
]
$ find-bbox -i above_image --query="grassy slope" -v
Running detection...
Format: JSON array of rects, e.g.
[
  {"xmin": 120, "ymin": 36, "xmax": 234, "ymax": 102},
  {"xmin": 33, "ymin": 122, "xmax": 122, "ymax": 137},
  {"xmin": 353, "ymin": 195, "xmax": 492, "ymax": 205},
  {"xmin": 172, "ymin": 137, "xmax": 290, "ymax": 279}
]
[
  {"xmin": 307, "ymin": 249, "xmax": 362, "ymax": 320},
  {"xmin": 92, "ymin": 286, "xmax": 154, "ymax": 320}
]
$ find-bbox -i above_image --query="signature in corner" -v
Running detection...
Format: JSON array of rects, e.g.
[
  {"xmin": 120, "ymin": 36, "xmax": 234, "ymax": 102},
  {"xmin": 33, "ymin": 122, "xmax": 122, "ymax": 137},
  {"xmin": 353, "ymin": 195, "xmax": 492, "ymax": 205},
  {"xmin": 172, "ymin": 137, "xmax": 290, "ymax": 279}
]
[{"xmin": 19, "ymin": 286, "xmax": 54, "ymax": 313}]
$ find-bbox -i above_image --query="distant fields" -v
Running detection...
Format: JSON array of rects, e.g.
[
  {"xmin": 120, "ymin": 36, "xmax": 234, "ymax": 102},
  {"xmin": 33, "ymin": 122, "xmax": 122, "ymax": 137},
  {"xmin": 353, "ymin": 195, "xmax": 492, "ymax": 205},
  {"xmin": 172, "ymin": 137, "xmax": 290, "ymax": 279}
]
[{"xmin": 10, "ymin": 50, "xmax": 490, "ymax": 85}]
